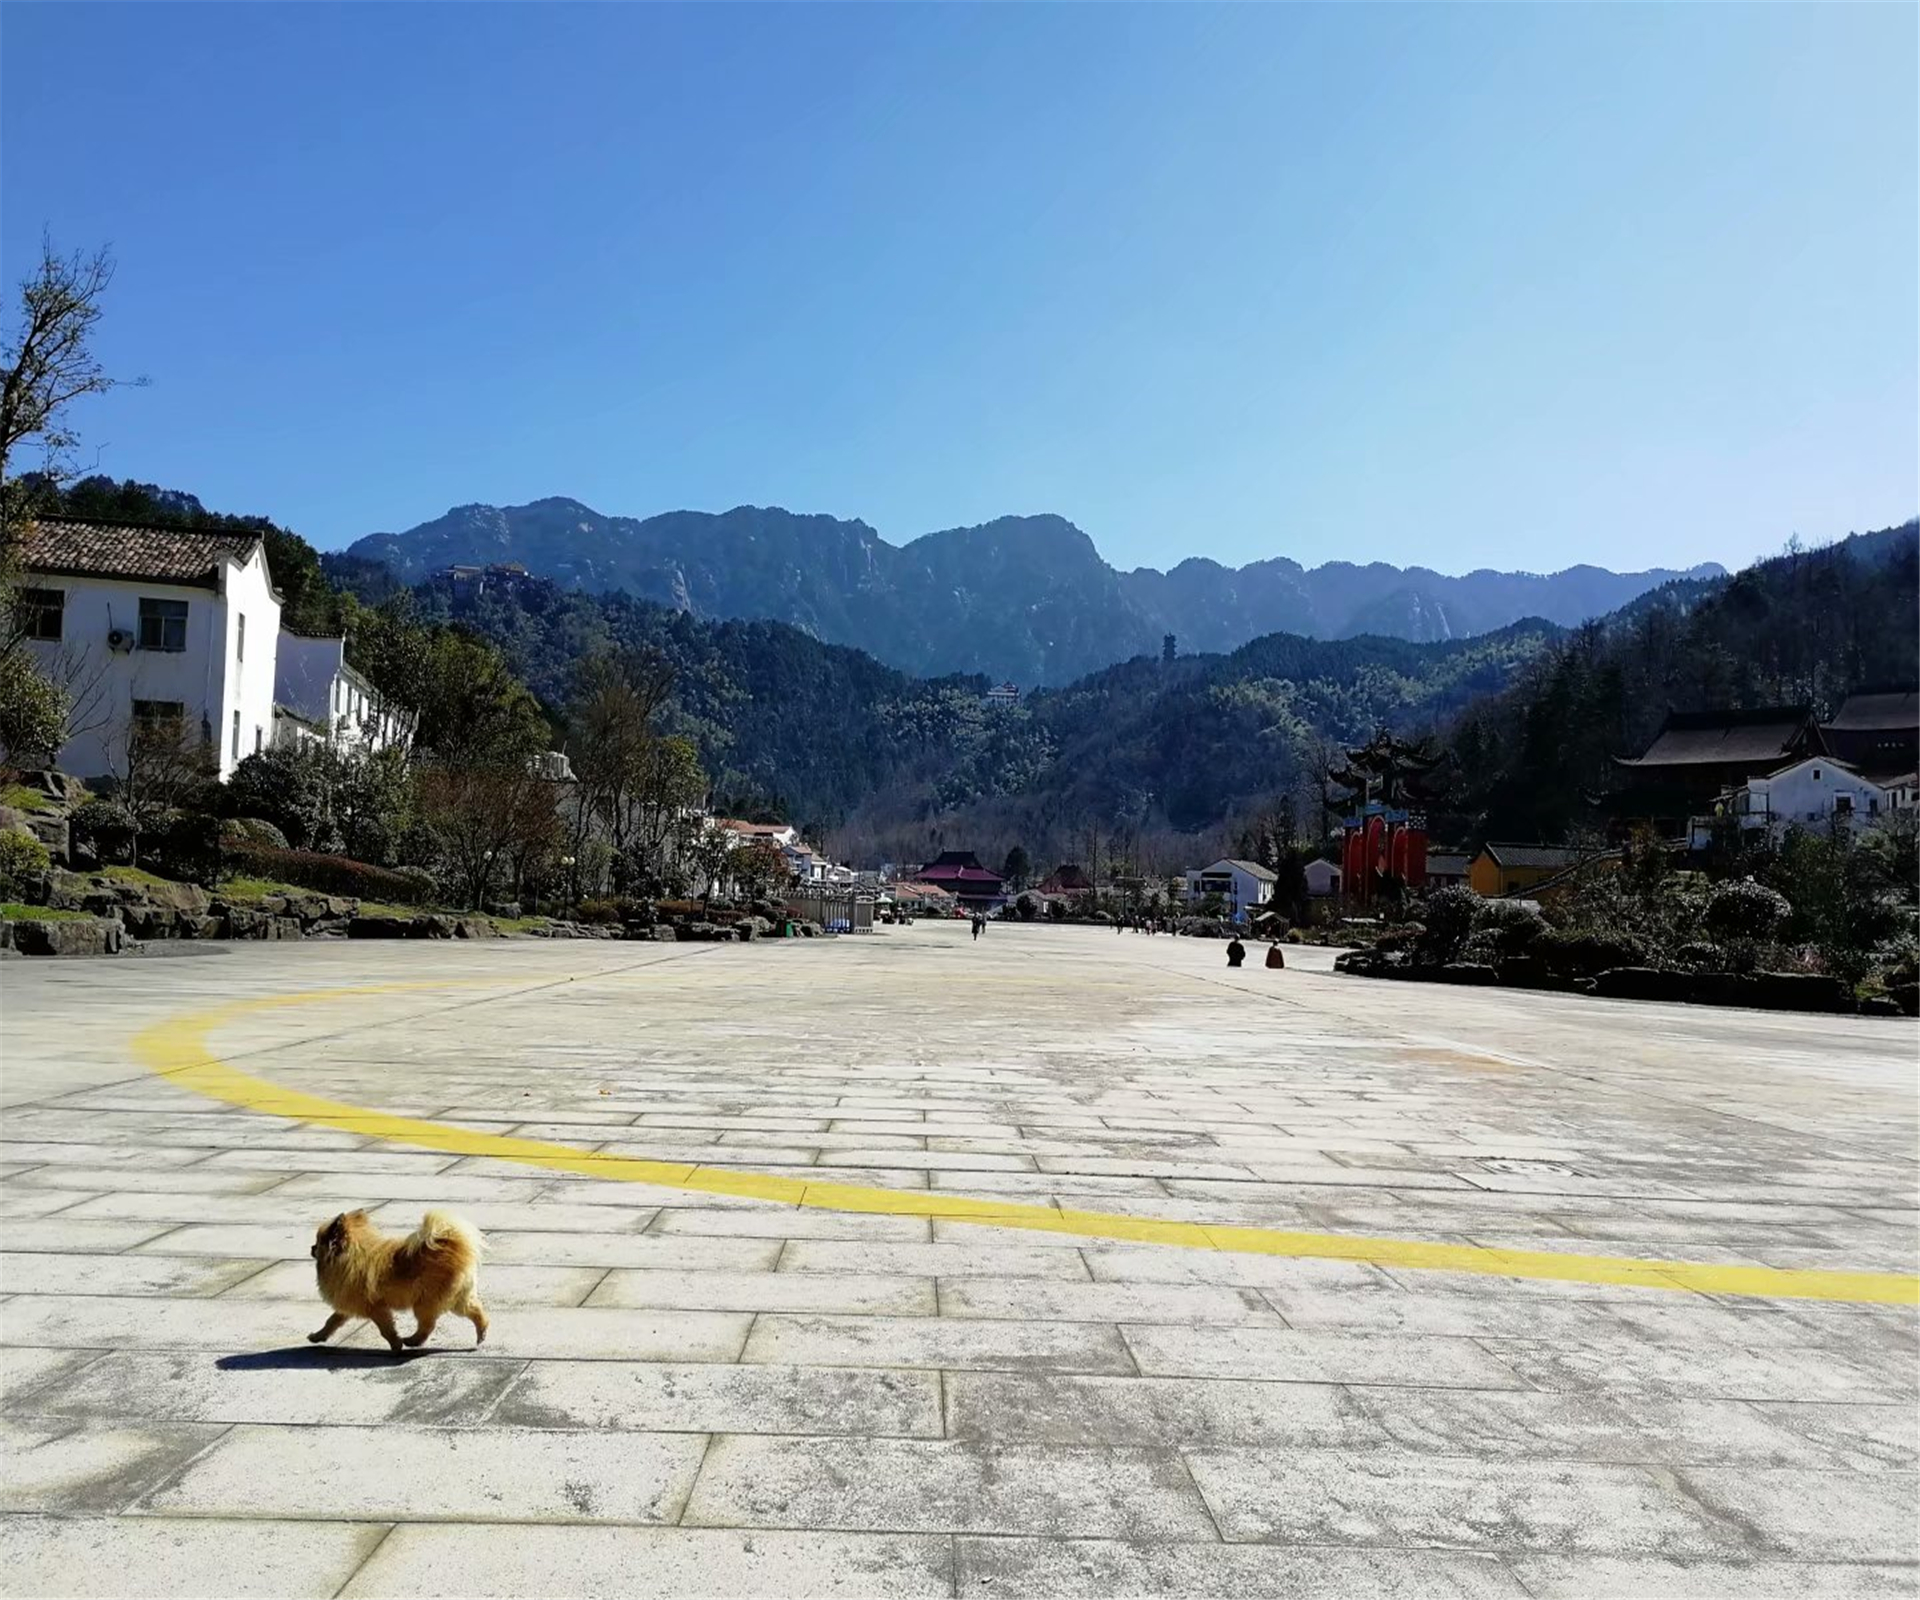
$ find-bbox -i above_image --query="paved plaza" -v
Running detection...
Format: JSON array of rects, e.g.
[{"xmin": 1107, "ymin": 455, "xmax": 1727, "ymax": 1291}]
[{"xmin": 0, "ymin": 922, "xmax": 1915, "ymax": 1597}]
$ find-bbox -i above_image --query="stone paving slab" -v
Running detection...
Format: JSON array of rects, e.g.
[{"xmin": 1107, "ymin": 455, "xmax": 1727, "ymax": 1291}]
[
  {"xmin": 0, "ymin": 1515, "xmax": 388, "ymax": 1598},
  {"xmin": 145, "ymin": 1422, "xmax": 708, "ymax": 1523},
  {"xmin": 950, "ymin": 1537, "xmax": 1530, "ymax": 1598},
  {"xmin": 337, "ymin": 1526, "xmax": 956, "ymax": 1598},
  {"xmin": 682, "ymin": 1437, "xmax": 1218, "ymax": 1538},
  {"xmin": 2, "ymin": 926, "xmax": 1916, "ymax": 1596}
]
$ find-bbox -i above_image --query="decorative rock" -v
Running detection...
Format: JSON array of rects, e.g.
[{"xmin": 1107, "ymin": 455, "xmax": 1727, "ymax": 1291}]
[
  {"xmin": 8, "ymin": 917, "xmax": 123, "ymax": 956},
  {"xmin": 348, "ymin": 914, "xmax": 415, "ymax": 938}
]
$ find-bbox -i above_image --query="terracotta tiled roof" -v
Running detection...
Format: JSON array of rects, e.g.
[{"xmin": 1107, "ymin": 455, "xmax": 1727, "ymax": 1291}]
[{"xmin": 19, "ymin": 518, "xmax": 264, "ymax": 591}]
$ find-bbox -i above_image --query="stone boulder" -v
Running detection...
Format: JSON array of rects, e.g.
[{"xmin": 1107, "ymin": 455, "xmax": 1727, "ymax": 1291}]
[
  {"xmin": 8, "ymin": 916, "xmax": 123, "ymax": 956},
  {"xmin": 1592, "ymin": 967, "xmax": 1695, "ymax": 1003},
  {"xmin": 348, "ymin": 914, "xmax": 417, "ymax": 938}
]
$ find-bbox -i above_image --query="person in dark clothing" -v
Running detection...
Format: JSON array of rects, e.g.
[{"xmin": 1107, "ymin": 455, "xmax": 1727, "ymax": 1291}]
[
  {"xmin": 1226, "ymin": 938, "xmax": 1246, "ymax": 968},
  {"xmin": 1265, "ymin": 942, "xmax": 1286, "ymax": 969},
  {"xmin": 971, "ymin": 914, "xmax": 983, "ymax": 941}
]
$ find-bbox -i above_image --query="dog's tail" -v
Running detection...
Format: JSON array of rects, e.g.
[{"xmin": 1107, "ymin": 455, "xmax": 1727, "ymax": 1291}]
[{"xmin": 407, "ymin": 1209, "xmax": 484, "ymax": 1278}]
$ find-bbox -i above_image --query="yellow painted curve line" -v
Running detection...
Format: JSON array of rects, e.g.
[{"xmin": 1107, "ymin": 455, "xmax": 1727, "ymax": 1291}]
[{"xmin": 131, "ymin": 982, "xmax": 1920, "ymax": 1307}]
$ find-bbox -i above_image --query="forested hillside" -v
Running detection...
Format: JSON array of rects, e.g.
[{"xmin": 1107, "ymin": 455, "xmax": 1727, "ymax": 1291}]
[
  {"xmin": 390, "ymin": 567, "xmax": 1552, "ymax": 862},
  {"xmin": 1440, "ymin": 522, "xmax": 1920, "ymax": 844}
]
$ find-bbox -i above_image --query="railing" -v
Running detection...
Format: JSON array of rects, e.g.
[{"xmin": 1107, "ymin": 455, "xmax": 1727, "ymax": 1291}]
[{"xmin": 783, "ymin": 890, "xmax": 874, "ymax": 934}]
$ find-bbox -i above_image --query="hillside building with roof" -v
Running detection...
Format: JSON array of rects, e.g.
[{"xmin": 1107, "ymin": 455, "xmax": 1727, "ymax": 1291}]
[
  {"xmin": 1691, "ymin": 754, "xmax": 1891, "ymax": 849},
  {"xmin": 273, "ymin": 631, "xmax": 414, "ymax": 755},
  {"xmin": 912, "ymin": 850, "xmax": 1005, "ymax": 911},
  {"xmin": 1819, "ymin": 689, "xmax": 1918, "ymax": 787},
  {"xmin": 1468, "ymin": 843, "xmax": 1585, "ymax": 898},
  {"xmin": 15, "ymin": 517, "xmax": 284, "ymax": 780},
  {"xmin": 1609, "ymin": 707, "xmax": 1826, "ymax": 835},
  {"xmin": 1183, "ymin": 858, "xmax": 1276, "ymax": 921}
]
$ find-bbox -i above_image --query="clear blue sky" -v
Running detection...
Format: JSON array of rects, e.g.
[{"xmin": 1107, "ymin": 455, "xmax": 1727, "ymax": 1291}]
[{"xmin": 2, "ymin": 3, "xmax": 1914, "ymax": 574}]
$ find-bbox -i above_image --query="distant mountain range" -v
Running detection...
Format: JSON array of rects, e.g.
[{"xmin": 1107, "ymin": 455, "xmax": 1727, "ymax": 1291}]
[{"xmin": 345, "ymin": 498, "xmax": 1726, "ymax": 684}]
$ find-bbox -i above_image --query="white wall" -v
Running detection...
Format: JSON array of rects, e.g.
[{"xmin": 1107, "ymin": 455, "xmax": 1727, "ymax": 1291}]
[
  {"xmin": 22, "ymin": 547, "xmax": 279, "ymax": 781},
  {"xmin": 275, "ymin": 632, "xmax": 412, "ymax": 754},
  {"xmin": 218, "ymin": 547, "xmax": 280, "ymax": 775},
  {"xmin": 1743, "ymin": 759, "xmax": 1888, "ymax": 837},
  {"xmin": 1184, "ymin": 861, "xmax": 1275, "ymax": 918}
]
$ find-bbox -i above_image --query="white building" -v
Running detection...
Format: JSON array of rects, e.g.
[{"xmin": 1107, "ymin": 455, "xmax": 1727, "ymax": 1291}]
[
  {"xmin": 983, "ymin": 682, "xmax": 1021, "ymax": 709},
  {"xmin": 1692, "ymin": 755, "xmax": 1890, "ymax": 849},
  {"xmin": 17, "ymin": 518, "xmax": 281, "ymax": 781},
  {"xmin": 1303, "ymin": 859, "xmax": 1343, "ymax": 899},
  {"xmin": 273, "ymin": 631, "xmax": 414, "ymax": 754},
  {"xmin": 1183, "ymin": 858, "xmax": 1277, "ymax": 921}
]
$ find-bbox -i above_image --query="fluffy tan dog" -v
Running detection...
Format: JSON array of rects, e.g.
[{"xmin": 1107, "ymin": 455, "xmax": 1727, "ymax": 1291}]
[{"xmin": 308, "ymin": 1208, "xmax": 489, "ymax": 1352}]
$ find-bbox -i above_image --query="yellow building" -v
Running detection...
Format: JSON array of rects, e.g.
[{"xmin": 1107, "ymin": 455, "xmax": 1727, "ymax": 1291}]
[{"xmin": 1468, "ymin": 843, "xmax": 1582, "ymax": 898}]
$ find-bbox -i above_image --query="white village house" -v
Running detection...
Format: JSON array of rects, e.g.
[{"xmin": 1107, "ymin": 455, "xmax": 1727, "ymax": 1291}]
[
  {"xmin": 273, "ymin": 631, "xmax": 413, "ymax": 754},
  {"xmin": 1303, "ymin": 858, "xmax": 1343, "ymax": 899},
  {"xmin": 1183, "ymin": 858, "xmax": 1276, "ymax": 921},
  {"xmin": 1692, "ymin": 754, "xmax": 1892, "ymax": 849},
  {"xmin": 17, "ymin": 518, "xmax": 412, "ymax": 781},
  {"xmin": 17, "ymin": 518, "xmax": 282, "ymax": 780}
]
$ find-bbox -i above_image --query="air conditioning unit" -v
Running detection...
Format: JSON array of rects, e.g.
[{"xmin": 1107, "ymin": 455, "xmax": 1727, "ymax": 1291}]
[{"xmin": 107, "ymin": 628, "xmax": 135, "ymax": 653}]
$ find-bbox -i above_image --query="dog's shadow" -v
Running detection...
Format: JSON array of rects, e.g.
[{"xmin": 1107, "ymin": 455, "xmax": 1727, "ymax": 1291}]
[{"xmin": 216, "ymin": 1346, "xmax": 439, "ymax": 1371}]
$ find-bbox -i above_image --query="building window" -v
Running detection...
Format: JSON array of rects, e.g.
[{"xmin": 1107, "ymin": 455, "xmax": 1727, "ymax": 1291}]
[
  {"xmin": 138, "ymin": 597, "xmax": 189, "ymax": 652},
  {"xmin": 17, "ymin": 587, "xmax": 64, "ymax": 642},
  {"xmin": 255, "ymin": 726, "xmax": 264, "ymax": 755},
  {"xmin": 237, "ymin": 613, "xmax": 246, "ymax": 662},
  {"xmin": 1835, "ymin": 793, "xmax": 1853, "ymax": 817},
  {"xmin": 232, "ymin": 710, "xmax": 242, "ymax": 762},
  {"xmin": 132, "ymin": 699, "xmax": 186, "ymax": 727}
]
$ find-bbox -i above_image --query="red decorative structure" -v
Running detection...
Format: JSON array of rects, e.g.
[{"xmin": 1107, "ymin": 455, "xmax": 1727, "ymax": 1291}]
[{"xmin": 1327, "ymin": 730, "xmax": 1442, "ymax": 906}]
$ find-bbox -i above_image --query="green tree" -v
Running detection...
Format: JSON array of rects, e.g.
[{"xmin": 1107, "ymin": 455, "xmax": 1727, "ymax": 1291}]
[
  {"xmin": 0, "ymin": 648, "xmax": 67, "ymax": 766},
  {"xmin": 1001, "ymin": 844, "xmax": 1032, "ymax": 890}
]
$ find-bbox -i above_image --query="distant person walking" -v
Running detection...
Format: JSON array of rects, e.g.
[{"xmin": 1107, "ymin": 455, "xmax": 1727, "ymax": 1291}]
[
  {"xmin": 1226, "ymin": 937, "xmax": 1246, "ymax": 968},
  {"xmin": 971, "ymin": 914, "xmax": 983, "ymax": 941},
  {"xmin": 1265, "ymin": 942, "xmax": 1286, "ymax": 969}
]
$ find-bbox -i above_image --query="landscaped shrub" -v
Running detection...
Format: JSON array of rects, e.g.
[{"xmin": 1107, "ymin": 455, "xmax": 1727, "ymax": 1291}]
[
  {"xmin": 69, "ymin": 798, "xmax": 136, "ymax": 863},
  {"xmin": 1460, "ymin": 930, "xmax": 1502, "ymax": 966},
  {"xmin": 1704, "ymin": 879, "xmax": 1792, "ymax": 946},
  {"xmin": 1674, "ymin": 941, "xmax": 1727, "ymax": 972},
  {"xmin": 394, "ymin": 866, "xmax": 438, "ymax": 903},
  {"xmin": 1420, "ymin": 885, "xmax": 1481, "ymax": 961},
  {"xmin": 1536, "ymin": 928, "xmax": 1650, "ymax": 977},
  {"xmin": 151, "ymin": 811, "xmax": 224, "ymax": 886},
  {"xmin": 220, "ymin": 816, "xmax": 291, "ymax": 851},
  {"xmin": 575, "ymin": 898, "xmax": 624, "ymax": 925},
  {"xmin": 224, "ymin": 843, "xmax": 432, "ymax": 904},
  {"xmin": 1475, "ymin": 897, "xmax": 1549, "ymax": 956},
  {"xmin": 222, "ymin": 747, "xmax": 326, "ymax": 849},
  {"xmin": 0, "ymin": 829, "xmax": 51, "ymax": 898}
]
